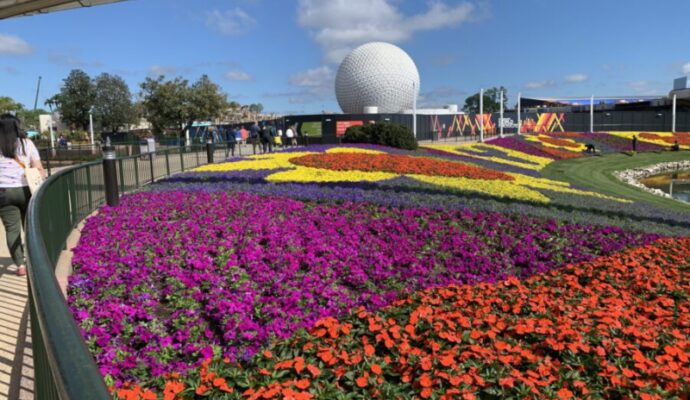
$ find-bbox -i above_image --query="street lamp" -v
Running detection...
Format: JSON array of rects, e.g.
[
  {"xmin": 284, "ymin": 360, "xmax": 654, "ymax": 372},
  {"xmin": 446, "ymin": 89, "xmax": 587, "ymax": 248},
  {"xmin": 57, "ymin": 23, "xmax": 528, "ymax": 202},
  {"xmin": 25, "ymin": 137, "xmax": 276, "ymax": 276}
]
[{"xmin": 89, "ymin": 106, "xmax": 95, "ymax": 147}]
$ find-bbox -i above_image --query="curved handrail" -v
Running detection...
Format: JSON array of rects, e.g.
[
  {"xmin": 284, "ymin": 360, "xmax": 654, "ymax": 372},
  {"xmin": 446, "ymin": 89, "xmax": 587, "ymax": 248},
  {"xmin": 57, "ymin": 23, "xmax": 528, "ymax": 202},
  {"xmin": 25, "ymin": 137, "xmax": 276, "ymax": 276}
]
[
  {"xmin": 24, "ymin": 143, "xmax": 229, "ymax": 399},
  {"xmin": 26, "ymin": 161, "xmax": 111, "ymax": 399}
]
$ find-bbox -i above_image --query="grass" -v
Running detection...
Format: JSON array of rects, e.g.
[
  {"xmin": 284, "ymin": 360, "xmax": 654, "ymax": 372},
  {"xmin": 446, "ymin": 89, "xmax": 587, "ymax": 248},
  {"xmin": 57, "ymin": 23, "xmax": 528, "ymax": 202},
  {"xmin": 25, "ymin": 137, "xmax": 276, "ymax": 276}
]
[{"xmin": 542, "ymin": 151, "xmax": 690, "ymax": 212}]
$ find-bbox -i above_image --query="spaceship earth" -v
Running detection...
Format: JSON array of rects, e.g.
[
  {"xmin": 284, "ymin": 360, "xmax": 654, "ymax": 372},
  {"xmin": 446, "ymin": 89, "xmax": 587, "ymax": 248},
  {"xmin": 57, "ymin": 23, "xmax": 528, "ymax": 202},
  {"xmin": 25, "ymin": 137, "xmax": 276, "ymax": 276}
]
[{"xmin": 335, "ymin": 42, "xmax": 420, "ymax": 114}]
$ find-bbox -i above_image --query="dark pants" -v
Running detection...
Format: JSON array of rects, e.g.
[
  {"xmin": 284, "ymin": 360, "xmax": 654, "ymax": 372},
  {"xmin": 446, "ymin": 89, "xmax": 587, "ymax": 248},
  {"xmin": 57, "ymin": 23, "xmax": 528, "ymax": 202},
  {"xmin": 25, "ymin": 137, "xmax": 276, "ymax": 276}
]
[
  {"xmin": 228, "ymin": 142, "xmax": 236, "ymax": 156},
  {"xmin": 251, "ymin": 137, "xmax": 259, "ymax": 154},
  {"xmin": 262, "ymin": 138, "xmax": 273, "ymax": 153},
  {"xmin": 0, "ymin": 187, "xmax": 30, "ymax": 266}
]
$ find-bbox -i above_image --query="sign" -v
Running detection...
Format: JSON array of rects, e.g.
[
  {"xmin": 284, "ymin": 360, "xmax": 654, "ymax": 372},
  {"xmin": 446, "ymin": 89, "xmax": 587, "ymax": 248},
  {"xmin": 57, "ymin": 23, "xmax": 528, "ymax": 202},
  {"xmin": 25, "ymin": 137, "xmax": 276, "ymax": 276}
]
[{"xmin": 336, "ymin": 120, "xmax": 364, "ymax": 137}]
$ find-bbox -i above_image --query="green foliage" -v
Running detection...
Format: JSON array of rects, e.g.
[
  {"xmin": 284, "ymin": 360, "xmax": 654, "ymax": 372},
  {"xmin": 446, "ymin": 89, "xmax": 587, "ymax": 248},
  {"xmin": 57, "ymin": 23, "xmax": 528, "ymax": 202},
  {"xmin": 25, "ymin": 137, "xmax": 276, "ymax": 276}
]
[
  {"xmin": 93, "ymin": 73, "xmax": 136, "ymax": 133},
  {"xmin": 17, "ymin": 108, "xmax": 47, "ymax": 130},
  {"xmin": 0, "ymin": 96, "xmax": 23, "ymax": 114},
  {"xmin": 463, "ymin": 86, "xmax": 507, "ymax": 113},
  {"xmin": 49, "ymin": 69, "xmax": 96, "ymax": 130},
  {"xmin": 139, "ymin": 74, "xmax": 228, "ymax": 136},
  {"xmin": 248, "ymin": 103, "xmax": 264, "ymax": 114},
  {"xmin": 342, "ymin": 122, "xmax": 417, "ymax": 150}
]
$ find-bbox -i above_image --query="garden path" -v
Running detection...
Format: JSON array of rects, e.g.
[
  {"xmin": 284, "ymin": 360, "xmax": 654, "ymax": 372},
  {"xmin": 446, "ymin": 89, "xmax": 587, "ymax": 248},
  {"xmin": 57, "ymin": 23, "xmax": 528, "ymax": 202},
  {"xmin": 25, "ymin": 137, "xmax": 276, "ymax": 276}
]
[{"xmin": 0, "ymin": 226, "xmax": 33, "ymax": 400}]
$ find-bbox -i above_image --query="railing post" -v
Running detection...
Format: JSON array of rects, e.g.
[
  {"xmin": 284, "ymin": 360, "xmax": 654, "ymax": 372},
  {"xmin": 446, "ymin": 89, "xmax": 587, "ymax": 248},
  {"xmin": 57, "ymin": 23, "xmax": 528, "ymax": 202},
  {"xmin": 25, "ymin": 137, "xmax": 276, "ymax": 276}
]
[
  {"xmin": 206, "ymin": 138, "xmax": 214, "ymax": 164},
  {"xmin": 102, "ymin": 140, "xmax": 119, "ymax": 206},
  {"xmin": 149, "ymin": 153, "xmax": 155, "ymax": 183},
  {"xmin": 165, "ymin": 151, "xmax": 170, "ymax": 177}
]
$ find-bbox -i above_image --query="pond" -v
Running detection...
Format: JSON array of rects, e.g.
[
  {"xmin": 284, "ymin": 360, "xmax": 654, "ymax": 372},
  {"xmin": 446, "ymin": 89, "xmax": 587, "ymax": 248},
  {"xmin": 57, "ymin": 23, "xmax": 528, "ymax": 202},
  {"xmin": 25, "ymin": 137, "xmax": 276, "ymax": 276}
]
[{"xmin": 639, "ymin": 169, "xmax": 690, "ymax": 203}]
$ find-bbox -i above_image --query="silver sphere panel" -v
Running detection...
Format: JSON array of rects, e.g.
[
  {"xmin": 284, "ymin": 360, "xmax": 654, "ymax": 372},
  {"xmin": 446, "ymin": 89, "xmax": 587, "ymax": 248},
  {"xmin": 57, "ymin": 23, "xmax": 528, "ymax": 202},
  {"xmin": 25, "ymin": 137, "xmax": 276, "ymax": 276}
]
[{"xmin": 335, "ymin": 42, "xmax": 420, "ymax": 114}]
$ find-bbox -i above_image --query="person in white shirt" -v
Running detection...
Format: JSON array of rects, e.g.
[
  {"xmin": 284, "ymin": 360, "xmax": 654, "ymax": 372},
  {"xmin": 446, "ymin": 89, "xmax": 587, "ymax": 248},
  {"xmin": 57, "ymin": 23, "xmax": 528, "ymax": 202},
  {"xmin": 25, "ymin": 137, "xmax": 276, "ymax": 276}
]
[
  {"xmin": 285, "ymin": 126, "xmax": 296, "ymax": 147},
  {"xmin": 0, "ymin": 115, "xmax": 46, "ymax": 276}
]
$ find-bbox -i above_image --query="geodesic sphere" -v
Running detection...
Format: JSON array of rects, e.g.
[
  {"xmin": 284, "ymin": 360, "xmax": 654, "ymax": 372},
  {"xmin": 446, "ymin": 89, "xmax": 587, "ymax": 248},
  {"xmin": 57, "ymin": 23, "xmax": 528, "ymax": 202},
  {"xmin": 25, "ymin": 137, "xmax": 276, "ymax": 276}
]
[{"xmin": 335, "ymin": 42, "xmax": 420, "ymax": 114}]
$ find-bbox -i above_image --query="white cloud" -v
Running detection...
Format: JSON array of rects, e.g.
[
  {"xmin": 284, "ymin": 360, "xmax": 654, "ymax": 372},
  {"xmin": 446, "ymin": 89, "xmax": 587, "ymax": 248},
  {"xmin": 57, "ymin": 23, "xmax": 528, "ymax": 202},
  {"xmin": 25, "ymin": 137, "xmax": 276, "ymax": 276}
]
[
  {"xmin": 565, "ymin": 73, "xmax": 588, "ymax": 83},
  {"xmin": 524, "ymin": 80, "xmax": 556, "ymax": 90},
  {"xmin": 225, "ymin": 70, "xmax": 253, "ymax": 81},
  {"xmin": 206, "ymin": 8, "xmax": 255, "ymax": 35},
  {"xmin": 289, "ymin": 66, "xmax": 333, "ymax": 88},
  {"xmin": 149, "ymin": 65, "xmax": 179, "ymax": 76},
  {"xmin": 49, "ymin": 52, "xmax": 84, "ymax": 67},
  {"xmin": 628, "ymin": 80, "xmax": 663, "ymax": 95},
  {"xmin": 0, "ymin": 33, "xmax": 33, "ymax": 55},
  {"xmin": 683, "ymin": 62, "xmax": 690, "ymax": 75},
  {"xmin": 297, "ymin": 0, "xmax": 477, "ymax": 64}
]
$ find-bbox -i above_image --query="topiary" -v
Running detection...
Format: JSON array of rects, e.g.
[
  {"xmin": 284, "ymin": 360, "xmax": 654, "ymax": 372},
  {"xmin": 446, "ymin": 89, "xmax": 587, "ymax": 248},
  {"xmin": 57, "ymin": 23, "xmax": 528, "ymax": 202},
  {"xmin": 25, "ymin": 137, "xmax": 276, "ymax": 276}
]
[{"xmin": 343, "ymin": 122, "xmax": 417, "ymax": 150}]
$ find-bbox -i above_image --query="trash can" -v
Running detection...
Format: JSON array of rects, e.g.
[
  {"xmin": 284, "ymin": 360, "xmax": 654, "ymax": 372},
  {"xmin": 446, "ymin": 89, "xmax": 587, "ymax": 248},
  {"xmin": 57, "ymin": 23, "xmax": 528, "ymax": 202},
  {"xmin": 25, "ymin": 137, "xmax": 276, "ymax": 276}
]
[{"xmin": 140, "ymin": 138, "xmax": 156, "ymax": 158}]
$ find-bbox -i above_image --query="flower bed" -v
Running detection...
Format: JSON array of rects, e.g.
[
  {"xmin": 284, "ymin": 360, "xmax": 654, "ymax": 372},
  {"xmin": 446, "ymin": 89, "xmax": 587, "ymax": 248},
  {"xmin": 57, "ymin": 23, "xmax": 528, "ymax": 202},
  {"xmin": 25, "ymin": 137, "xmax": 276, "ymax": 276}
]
[
  {"xmin": 69, "ymin": 191, "xmax": 659, "ymax": 389},
  {"xmin": 118, "ymin": 237, "xmax": 690, "ymax": 399},
  {"xmin": 288, "ymin": 153, "xmax": 514, "ymax": 180},
  {"xmin": 485, "ymin": 137, "xmax": 558, "ymax": 160}
]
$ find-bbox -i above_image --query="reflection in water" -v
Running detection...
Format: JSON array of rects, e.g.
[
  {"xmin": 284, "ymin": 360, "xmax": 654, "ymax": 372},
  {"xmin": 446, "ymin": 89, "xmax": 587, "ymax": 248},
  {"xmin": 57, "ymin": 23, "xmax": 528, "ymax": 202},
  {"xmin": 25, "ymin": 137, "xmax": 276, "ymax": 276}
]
[{"xmin": 639, "ymin": 170, "xmax": 690, "ymax": 203}]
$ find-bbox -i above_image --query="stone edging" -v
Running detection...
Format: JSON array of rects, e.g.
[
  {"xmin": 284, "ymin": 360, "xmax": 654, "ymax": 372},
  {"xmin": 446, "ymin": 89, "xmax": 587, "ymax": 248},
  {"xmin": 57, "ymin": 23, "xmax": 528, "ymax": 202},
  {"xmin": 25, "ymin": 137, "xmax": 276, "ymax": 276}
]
[{"xmin": 613, "ymin": 160, "xmax": 690, "ymax": 199}]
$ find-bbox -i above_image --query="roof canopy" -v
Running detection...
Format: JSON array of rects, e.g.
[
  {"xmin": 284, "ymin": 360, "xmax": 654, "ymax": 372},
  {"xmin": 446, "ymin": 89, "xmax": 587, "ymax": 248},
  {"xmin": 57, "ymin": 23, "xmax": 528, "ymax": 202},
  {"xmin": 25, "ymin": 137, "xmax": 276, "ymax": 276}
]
[{"xmin": 0, "ymin": 0, "xmax": 125, "ymax": 19}]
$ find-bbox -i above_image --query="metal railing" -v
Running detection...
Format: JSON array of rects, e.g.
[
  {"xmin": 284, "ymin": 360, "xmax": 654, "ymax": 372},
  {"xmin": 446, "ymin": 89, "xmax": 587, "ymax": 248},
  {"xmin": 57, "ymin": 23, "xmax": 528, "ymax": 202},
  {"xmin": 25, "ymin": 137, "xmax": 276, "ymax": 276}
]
[{"xmin": 25, "ymin": 143, "xmax": 225, "ymax": 399}]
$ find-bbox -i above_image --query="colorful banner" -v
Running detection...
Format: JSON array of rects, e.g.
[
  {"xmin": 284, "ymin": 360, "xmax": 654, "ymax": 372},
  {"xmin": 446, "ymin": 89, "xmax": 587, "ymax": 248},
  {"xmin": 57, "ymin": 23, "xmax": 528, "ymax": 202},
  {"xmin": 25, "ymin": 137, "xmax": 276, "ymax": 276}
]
[
  {"xmin": 336, "ymin": 120, "xmax": 364, "ymax": 137},
  {"xmin": 521, "ymin": 113, "xmax": 565, "ymax": 133}
]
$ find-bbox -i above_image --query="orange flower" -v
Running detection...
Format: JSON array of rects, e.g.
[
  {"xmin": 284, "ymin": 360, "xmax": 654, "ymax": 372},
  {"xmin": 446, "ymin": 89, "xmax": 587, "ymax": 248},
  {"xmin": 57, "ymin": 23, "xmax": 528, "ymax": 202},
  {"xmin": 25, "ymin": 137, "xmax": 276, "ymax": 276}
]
[
  {"xmin": 370, "ymin": 363, "xmax": 382, "ymax": 375},
  {"xmin": 419, "ymin": 373, "xmax": 434, "ymax": 388},
  {"xmin": 355, "ymin": 376, "xmax": 368, "ymax": 388},
  {"xmin": 289, "ymin": 153, "xmax": 515, "ymax": 180},
  {"xmin": 294, "ymin": 379, "xmax": 310, "ymax": 390}
]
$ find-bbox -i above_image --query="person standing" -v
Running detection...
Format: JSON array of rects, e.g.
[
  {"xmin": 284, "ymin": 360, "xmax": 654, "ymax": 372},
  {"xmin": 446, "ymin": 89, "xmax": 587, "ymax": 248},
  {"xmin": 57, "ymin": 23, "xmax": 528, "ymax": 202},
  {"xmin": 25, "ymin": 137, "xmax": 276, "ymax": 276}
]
[
  {"xmin": 632, "ymin": 135, "xmax": 637, "ymax": 152},
  {"xmin": 250, "ymin": 122, "xmax": 260, "ymax": 154},
  {"xmin": 261, "ymin": 123, "xmax": 273, "ymax": 153},
  {"xmin": 0, "ymin": 115, "xmax": 46, "ymax": 276},
  {"xmin": 226, "ymin": 127, "xmax": 237, "ymax": 157},
  {"xmin": 285, "ymin": 125, "xmax": 295, "ymax": 147},
  {"xmin": 276, "ymin": 127, "xmax": 283, "ymax": 148}
]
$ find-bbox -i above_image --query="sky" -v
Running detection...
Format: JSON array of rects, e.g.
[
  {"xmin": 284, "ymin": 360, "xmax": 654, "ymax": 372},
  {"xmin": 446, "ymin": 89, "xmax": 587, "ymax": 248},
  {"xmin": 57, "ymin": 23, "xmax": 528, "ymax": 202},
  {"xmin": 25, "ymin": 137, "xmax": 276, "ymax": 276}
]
[{"xmin": 2, "ymin": 0, "xmax": 690, "ymax": 115}]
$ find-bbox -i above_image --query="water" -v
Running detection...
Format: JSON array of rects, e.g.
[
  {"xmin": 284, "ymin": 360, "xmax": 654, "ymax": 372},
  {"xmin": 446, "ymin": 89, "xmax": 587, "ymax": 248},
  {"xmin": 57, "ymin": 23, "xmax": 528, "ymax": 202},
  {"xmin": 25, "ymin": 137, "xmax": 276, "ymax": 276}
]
[{"xmin": 639, "ymin": 170, "xmax": 690, "ymax": 203}]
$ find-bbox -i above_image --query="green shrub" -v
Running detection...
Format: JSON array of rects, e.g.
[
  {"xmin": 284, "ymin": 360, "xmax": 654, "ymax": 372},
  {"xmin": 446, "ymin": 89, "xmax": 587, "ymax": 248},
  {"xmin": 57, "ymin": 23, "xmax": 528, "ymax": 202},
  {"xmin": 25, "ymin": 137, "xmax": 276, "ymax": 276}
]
[{"xmin": 343, "ymin": 122, "xmax": 417, "ymax": 150}]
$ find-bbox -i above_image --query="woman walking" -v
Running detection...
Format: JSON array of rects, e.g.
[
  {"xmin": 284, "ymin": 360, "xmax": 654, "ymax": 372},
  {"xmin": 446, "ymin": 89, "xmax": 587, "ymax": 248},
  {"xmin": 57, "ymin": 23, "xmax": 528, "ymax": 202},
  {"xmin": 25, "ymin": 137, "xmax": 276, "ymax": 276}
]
[{"xmin": 0, "ymin": 115, "xmax": 45, "ymax": 276}]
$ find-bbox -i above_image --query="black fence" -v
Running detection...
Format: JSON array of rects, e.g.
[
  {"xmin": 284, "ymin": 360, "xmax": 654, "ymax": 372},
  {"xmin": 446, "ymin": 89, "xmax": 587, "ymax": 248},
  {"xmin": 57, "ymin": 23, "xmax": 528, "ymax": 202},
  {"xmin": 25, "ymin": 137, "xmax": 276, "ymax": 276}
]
[{"xmin": 198, "ymin": 109, "xmax": 690, "ymax": 145}]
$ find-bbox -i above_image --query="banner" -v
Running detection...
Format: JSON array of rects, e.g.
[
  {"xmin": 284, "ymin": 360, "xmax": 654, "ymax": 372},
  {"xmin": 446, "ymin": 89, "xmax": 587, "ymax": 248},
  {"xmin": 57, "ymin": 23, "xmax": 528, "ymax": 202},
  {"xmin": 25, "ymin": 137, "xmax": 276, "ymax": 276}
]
[{"xmin": 336, "ymin": 120, "xmax": 364, "ymax": 137}]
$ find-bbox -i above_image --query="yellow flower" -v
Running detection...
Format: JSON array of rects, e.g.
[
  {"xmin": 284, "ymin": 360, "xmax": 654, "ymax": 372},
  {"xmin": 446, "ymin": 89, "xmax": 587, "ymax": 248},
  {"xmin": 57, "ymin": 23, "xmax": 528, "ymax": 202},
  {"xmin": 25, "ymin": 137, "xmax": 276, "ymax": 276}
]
[
  {"xmin": 193, "ymin": 147, "xmax": 385, "ymax": 173},
  {"xmin": 191, "ymin": 147, "xmax": 630, "ymax": 204},
  {"xmin": 524, "ymin": 134, "xmax": 586, "ymax": 152},
  {"xmin": 423, "ymin": 143, "xmax": 553, "ymax": 171},
  {"xmin": 266, "ymin": 167, "xmax": 397, "ymax": 183},
  {"xmin": 411, "ymin": 174, "xmax": 551, "ymax": 203}
]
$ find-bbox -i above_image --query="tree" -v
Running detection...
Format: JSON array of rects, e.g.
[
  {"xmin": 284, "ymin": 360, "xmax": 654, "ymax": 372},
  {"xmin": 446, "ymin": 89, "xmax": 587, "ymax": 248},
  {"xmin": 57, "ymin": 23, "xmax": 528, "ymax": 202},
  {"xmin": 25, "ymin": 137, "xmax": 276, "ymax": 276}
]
[
  {"xmin": 50, "ymin": 69, "xmax": 95, "ymax": 130},
  {"xmin": 185, "ymin": 74, "xmax": 228, "ymax": 130},
  {"xmin": 17, "ymin": 108, "xmax": 47, "ymax": 130},
  {"xmin": 0, "ymin": 96, "xmax": 23, "ymax": 114},
  {"xmin": 463, "ymin": 87, "xmax": 508, "ymax": 114},
  {"xmin": 248, "ymin": 103, "xmax": 263, "ymax": 115},
  {"xmin": 139, "ymin": 74, "xmax": 228, "ymax": 136},
  {"xmin": 93, "ymin": 73, "xmax": 135, "ymax": 132},
  {"xmin": 140, "ymin": 76, "xmax": 189, "ymax": 135}
]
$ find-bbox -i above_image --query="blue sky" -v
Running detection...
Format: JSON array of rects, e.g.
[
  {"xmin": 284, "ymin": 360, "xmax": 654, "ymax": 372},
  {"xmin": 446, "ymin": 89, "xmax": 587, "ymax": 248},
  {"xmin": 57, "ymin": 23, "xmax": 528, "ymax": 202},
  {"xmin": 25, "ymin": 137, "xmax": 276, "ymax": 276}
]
[{"xmin": 2, "ymin": 0, "xmax": 690, "ymax": 114}]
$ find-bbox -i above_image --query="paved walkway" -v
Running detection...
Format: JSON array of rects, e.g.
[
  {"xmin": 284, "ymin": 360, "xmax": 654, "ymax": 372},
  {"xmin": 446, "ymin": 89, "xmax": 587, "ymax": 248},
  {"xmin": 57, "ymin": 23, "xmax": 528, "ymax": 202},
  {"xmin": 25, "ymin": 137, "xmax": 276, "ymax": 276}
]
[{"xmin": 0, "ymin": 225, "xmax": 33, "ymax": 400}]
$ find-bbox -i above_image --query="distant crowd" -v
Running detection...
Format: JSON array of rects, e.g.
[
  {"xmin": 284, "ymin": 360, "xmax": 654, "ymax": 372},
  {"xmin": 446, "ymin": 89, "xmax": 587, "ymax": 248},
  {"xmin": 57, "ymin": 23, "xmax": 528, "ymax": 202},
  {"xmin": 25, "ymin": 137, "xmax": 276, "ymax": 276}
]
[{"xmin": 203, "ymin": 122, "xmax": 300, "ymax": 156}]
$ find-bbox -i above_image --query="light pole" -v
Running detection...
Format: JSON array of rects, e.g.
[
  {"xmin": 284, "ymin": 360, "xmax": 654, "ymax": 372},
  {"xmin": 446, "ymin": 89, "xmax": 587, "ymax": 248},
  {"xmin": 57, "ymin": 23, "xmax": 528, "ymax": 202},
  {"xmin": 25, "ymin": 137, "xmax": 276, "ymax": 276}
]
[
  {"xmin": 590, "ymin": 95, "xmax": 594, "ymax": 133},
  {"xmin": 499, "ymin": 90, "xmax": 504, "ymax": 138},
  {"xmin": 479, "ymin": 88, "xmax": 484, "ymax": 142},
  {"xmin": 517, "ymin": 92, "xmax": 521, "ymax": 135},
  {"xmin": 672, "ymin": 93, "xmax": 677, "ymax": 133},
  {"xmin": 412, "ymin": 81, "xmax": 417, "ymax": 139},
  {"xmin": 89, "ymin": 106, "xmax": 95, "ymax": 148}
]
